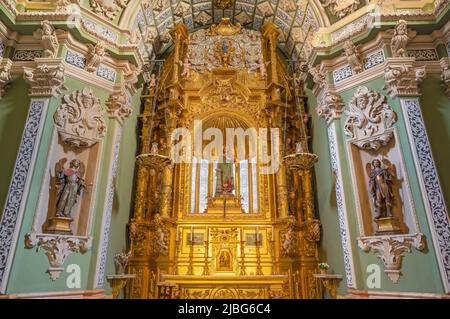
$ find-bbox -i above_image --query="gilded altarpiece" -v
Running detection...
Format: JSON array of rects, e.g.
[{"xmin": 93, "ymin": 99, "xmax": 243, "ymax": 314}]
[{"xmin": 126, "ymin": 20, "xmax": 322, "ymax": 299}]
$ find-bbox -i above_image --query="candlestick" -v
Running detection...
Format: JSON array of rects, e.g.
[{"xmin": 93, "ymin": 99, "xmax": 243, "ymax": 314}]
[{"xmin": 272, "ymin": 225, "xmax": 274, "ymax": 241}]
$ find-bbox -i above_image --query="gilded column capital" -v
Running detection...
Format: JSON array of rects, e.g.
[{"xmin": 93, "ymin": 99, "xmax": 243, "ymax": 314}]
[
  {"xmin": 383, "ymin": 58, "xmax": 426, "ymax": 99},
  {"xmin": 23, "ymin": 58, "xmax": 66, "ymax": 97}
]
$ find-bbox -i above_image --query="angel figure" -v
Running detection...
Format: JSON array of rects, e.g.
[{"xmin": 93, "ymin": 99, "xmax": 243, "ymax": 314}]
[
  {"xmin": 179, "ymin": 57, "xmax": 193, "ymax": 79},
  {"xmin": 36, "ymin": 21, "xmax": 59, "ymax": 58},
  {"xmin": 255, "ymin": 57, "xmax": 270, "ymax": 79},
  {"xmin": 55, "ymin": 159, "xmax": 86, "ymax": 218},
  {"xmin": 390, "ymin": 20, "xmax": 410, "ymax": 58},
  {"xmin": 367, "ymin": 159, "xmax": 394, "ymax": 220},
  {"xmin": 343, "ymin": 40, "xmax": 363, "ymax": 74},
  {"xmin": 85, "ymin": 42, "xmax": 107, "ymax": 73}
]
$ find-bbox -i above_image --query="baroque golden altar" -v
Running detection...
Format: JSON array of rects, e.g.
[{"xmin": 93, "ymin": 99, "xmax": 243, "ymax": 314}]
[{"xmin": 126, "ymin": 19, "xmax": 322, "ymax": 299}]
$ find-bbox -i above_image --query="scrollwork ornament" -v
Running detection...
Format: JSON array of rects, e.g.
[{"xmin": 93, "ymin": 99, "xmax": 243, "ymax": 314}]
[
  {"xmin": 54, "ymin": 87, "xmax": 106, "ymax": 148},
  {"xmin": 320, "ymin": 0, "xmax": 360, "ymax": 18},
  {"xmin": 90, "ymin": 0, "xmax": 129, "ymax": 20},
  {"xmin": 344, "ymin": 86, "xmax": 397, "ymax": 151}
]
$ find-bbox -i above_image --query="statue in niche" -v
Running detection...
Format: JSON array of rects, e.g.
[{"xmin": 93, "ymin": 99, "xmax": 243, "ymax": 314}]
[
  {"xmin": 367, "ymin": 159, "xmax": 394, "ymax": 220},
  {"xmin": 217, "ymin": 250, "xmax": 232, "ymax": 271},
  {"xmin": 55, "ymin": 159, "xmax": 86, "ymax": 218},
  {"xmin": 214, "ymin": 39, "xmax": 235, "ymax": 66},
  {"xmin": 215, "ymin": 147, "xmax": 234, "ymax": 195}
]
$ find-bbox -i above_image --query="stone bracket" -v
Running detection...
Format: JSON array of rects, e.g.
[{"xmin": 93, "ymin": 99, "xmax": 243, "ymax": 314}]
[
  {"xmin": 358, "ymin": 233, "xmax": 425, "ymax": 283},
  {"xmin": 24, "ymin": 232, "xmax": 91, "ymax": 281}
]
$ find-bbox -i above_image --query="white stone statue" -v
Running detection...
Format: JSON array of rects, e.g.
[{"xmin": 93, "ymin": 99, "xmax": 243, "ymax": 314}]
[
  {"xmin": 390, "ymin": 20, "xmax": 414, "ymax": 58},
  {"xmin": 343, "ymin": 40, "xmax": 363, "ymax": 74},
  {"xmin": 34, "ymin": 20, "xmax": 59, "ymax": 58},
  {"xmin": 85, "ymin": 41, "xmax": 107, "ymax": 72}
]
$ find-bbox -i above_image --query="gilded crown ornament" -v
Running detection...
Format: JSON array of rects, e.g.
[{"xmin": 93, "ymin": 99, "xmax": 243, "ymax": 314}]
[{"xmin": 208, "ymin": 18, "xmax": 242, "ymax": 36}]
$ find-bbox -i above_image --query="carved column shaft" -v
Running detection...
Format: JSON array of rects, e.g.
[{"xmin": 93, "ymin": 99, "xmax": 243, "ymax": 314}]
[
  {"xmin": 0, "ymin": 59, "xmax": 66, "ymax": 292},
  {"xmin": 300, "ymin": 170, "xmax": 314, "ymax": 221}
]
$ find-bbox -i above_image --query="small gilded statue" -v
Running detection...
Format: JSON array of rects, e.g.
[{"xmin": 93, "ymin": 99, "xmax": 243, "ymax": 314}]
[
  {"xmin": 367, "ymin": 159, "xmax": 394, "ymax": 219},
  {"xmin": 55, "ymin": 159, "xmax": 86, "ymax": 218}
]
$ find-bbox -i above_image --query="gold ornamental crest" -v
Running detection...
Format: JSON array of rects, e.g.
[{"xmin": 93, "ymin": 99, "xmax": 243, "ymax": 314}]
[{"xmin": 214, "ymin": 0, "xmax": 233, "ymax": 9}]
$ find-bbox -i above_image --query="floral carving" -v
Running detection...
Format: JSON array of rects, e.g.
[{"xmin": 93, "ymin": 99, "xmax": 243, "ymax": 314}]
[
  {"xmin": 320, "ymin": 0, "xmax": 360, "ymax": 18},
  {"xmin": 309, "ymin": 64, "xmax": 326, "ymax": 89},
  {"xmin": 358, "ymin": 233, "xmax": 425, "ymax": 283},
  {"xmin": 23, "ymin": 63, "xmax": 66, "ymax": 97},
  {"xmin": 316, "ymin": 90, "xmax": 344, "ymax": 124},
  {"xmin": 54, "ymin": 87, "xmax": 106, "ymax": 148},
  {"xmin": 344, "ymin": 86, "xmax": 397, "ymax": 150},
  {"xmin": 383, "ymin": 64, "xmax": 426, "ymax": 99},
  {"xmin": 106, "ymin": 85, "xmax": 132, "ymax": 124},
  {"xmin": 25, "ymin": 232, "xmax": 91, "ymax": 281},
  {"xmin": 90, "ymin": 0, "xmax": 128, "ymax": 20}
]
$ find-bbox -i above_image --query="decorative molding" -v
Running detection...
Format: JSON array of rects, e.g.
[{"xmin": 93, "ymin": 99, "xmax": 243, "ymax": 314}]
[
  {"xmin": 316, "ymin": 90, "xmax": 344, "ymax": 125},
  {"xmin": 23, "ymin": 60, "xmax": 66, "ymax": 97},
  {"xmin": 309, "ymin": 64, "xmax": 327, "ymax": 89},
  {"xmin": 363, "ymin": 50, "xmax": 385, "ymax": 70},
  {"xmin": 344, "ymin": 86, "xmax": 397, "ymax": 151},
  {"xmin": 24, "ymin": 232, "xmax": 91, "ymax": 281},
  {"xmin": 343, "ymin": 40, "xmax": 363, "ymax": 74},
  {"xmin": 106, "ymin": 85, "xmax": 132, "ymax": 124},
  {"xmin": 0, "ymin": 40, "xmax": 4, "ymax": 58},
  {"xmin": 358, "ymin": 233, "xmax": 425, "ymax": 283},
  {"xmin": 401, "ymin": 98, "xmax": 450, "ymax": 292},
  {"xmin": 320, "ymin": 0, "xmax": 360, "ymax": 18},
  {"xmin": 407, "ymin": 49, "xmax": 439, "ymax": 61},
  {"xmin": 0, "ymin": 58, "xmax": 12, "ymax": 98},
  {"xmin": 327, "ymin": 124, "xmax": 356, "ymax": 288},
  {"xmin": 65, "ymin": 50, "xmax": 86, "ymax": 69},
  {"xmin": 0, "ymin": 99, "xmax": 48, "ymax": 293},
  {"xmin": 440, "ymin": 57, "xmax": 450, "ymax": 98},
  {"xmin": 95, "ymin": 125, "xmax": 122, "ymax": 288},
  {"xmin": 96, "ymin": 64, "xmax": 116, "ymax": 82},
  {"xmin": 389, "ymin": 20, "xmax": 416, "ymax": 58},
  {"xmin": 54, "ymin": 87, "xmax": 106, "ymax": 148},
  {"xmin": 333, "ymin": 65, "xmax": 353, "ymax": 84},
  {"xmin": 33, "ymin": 20, "xmax": 61, "ymax": 58},
  {"xmin": 344, "ymin": 289, "xmax": 450, "ymax": 299},
  {"xmin": 90, "ymin": 0, "xmax": 128, "ymax": 20},
  {"xmin": 13, "ymin": 50, "xmax": 43, "ymax": 61},
  {"xmin": 383, "ymin": 64, "xmax": 426, "ymax": 99}
]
